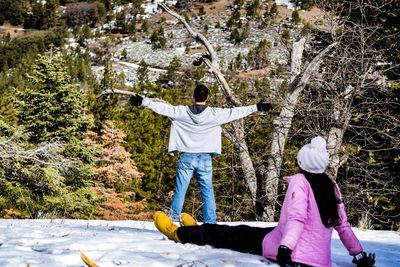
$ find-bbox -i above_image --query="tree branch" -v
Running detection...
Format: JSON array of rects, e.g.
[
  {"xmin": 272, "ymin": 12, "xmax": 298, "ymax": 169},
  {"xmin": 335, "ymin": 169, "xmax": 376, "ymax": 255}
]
[{"xmin": 159, "ymin": 3, "xmax": 242, "ymax": 106}]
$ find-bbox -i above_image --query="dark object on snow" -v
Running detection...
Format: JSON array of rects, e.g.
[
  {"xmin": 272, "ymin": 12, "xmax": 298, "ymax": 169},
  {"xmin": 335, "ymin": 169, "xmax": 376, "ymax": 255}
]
[
  {"xmin": 129, "ymin": 94, "xmax": 143, "ymax": 106},
  {"xmin": 352, "ymin": 252, "xmax": 376, "ymax": 267}
]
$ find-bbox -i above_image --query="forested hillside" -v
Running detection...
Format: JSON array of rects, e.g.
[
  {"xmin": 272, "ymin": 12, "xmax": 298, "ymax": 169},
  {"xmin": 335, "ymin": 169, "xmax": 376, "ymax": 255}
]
[{"xmin": 0, "ymin": 0, "xmax": 398, "ymax": 230}]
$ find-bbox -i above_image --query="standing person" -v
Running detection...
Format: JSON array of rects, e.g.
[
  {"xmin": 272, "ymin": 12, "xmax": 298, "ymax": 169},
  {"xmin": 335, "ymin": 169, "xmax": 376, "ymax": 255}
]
[
  {"xmin": 129, "ymin": 84, "xmax": 272, "ymax": 224},
  {"xmin": 154, "ymin": 136, "xmax": 376, "ymax": 267}
]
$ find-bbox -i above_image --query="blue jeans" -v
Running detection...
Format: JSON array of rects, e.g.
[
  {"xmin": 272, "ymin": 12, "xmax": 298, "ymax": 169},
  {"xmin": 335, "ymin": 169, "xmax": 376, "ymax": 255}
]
[{"xmin": 169, "ymin": 153, "xmax": 216, "ymax": 224}]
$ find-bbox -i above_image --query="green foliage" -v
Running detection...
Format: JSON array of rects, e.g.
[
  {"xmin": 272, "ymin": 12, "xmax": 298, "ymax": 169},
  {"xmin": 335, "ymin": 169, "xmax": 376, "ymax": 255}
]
[
  {"xmin": 228, "ymin": 52, "xmax": 244, "ymax": 72},
  {"xmin": 118, "ymin": 85, "xmax": 182, "ymax": 205},
  {"xmin": 0, "ymin": 130, "xmax": 100, "ymax": 219},
  {"xmin": 291, "ymin": 10, "xmax": 301, "ymax": 24},
  {"xmin": 42, "ymin": 187, "xmax": 101, "ymax": 218},
  {"xmin": 61, "ymin": 1, "xmax": 106, "ymax": 28},
  {"xmin": 0, "ymin": 27, "xmax": 67, "ymax": 71},
  {"xmin": 24, "ymin": 0, "xmax": 60, "ymax": 30},
  {"xmin": 198, "ymin": 6, "xmax": 206, "ymax": 16},
  {"xmin": 247, "ymin": 40, "xmax": 271, "ymax": 69},
  {"xmin": 282, "ymin": 29, "xmax": 291, "ymax": 43},
  {"xmin": 90, "ymin": 60, "xmax": 121, "ymax": 128},
  {"xmin": 245, "ymin": 0, "xmax": 261, "ymax": 19},
  {"xmin": 150, "ymin": 26, "xmax": 167, "ymax": 49},
  {"xmin": 141, "ymin": 19, "xmax": 149, "ymax": 33},
  {"xmin": 229, "ymin": 22, "xmax": 250, "ymax": 44},
  {"xmin": 16, "ymin": 52, "xmax": 93, "ymax": 144},
  {"xmin": 113, "ymin": 8, "xmax": 136, "ymax": 34},
  {"xmin": 290, "ymin": 0, "xmax": 315, "ymax": 10},
  {"xmin": 158, "ymin": 57, "xmax": 182, "ymax": 83},
  {"xmin": 137, "ymin": 59, "xmax": 150, "ymax": 87},
  {"xmin": 227, "ymin": 5, "xmax": 242, "ymax": 29},
  {"xmin": 262, "ymin": 3, "xmax": 279, "ymax": 27},
  {"xmin": 0, "ymin": 0, "xmax": 24, "ymax": 26},
  {"xmin": 121, "ymin": 48, "xmax": 128, "ymax": 60}
]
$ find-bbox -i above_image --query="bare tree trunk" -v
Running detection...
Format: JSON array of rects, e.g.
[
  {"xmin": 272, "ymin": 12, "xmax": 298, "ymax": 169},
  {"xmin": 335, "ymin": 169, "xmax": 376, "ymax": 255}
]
[
  {"xmin": 326, "ymin": 87, "xmax": 354, "ymax": 178},
  {"xmin": 262, "ymin": 40, "xmax": 337, "ymax": 221},
  {"xmin": 160, "ymin": 4, "xmax": 258, "ymax": 203}
]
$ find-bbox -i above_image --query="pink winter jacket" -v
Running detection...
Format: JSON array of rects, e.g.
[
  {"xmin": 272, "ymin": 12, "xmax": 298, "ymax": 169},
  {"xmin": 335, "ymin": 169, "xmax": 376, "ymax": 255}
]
[{"xmin": 262, "ymin": 173, "xmax": 363, "ymax": 267}]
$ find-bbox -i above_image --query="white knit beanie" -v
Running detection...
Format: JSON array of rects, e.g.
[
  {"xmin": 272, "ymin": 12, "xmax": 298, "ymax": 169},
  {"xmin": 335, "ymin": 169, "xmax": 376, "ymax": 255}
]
[{"xmin": 297, "ymin": 136, "xmax": 330, "ymax": 174}]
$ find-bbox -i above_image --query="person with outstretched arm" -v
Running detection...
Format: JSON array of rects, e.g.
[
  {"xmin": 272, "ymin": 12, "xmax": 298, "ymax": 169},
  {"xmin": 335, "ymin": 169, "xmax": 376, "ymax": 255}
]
[
  {"xmin": 130, "ymin": 84, "xmax": 272, "ymax": 224},
  {"xmin": 153, "ymin": 136, "xmax": 376, "ymax": 267}
]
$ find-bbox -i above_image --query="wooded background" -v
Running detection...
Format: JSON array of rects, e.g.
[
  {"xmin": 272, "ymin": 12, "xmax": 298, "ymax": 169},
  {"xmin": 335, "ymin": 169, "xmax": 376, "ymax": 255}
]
[{"xmin": 0, "ymin": 0, "xmax": 398, "ymax": 230}]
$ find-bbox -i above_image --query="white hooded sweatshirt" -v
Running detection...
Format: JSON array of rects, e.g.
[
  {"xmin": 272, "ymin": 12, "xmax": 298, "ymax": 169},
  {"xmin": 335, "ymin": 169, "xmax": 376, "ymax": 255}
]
[{"xmin": 141, "ymin": 98, "xmax": 258, "ymax": 156}]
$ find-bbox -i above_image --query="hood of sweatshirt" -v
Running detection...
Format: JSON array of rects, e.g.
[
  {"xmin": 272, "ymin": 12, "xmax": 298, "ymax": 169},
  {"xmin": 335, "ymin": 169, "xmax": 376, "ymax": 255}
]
[{"xmin": 187, "ymin": 104, "xmax": 209, "ymax": 124}]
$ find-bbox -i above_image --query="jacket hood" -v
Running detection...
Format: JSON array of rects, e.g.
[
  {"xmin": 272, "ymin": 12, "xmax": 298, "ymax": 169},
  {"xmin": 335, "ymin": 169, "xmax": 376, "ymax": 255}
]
[{"xmin": 186, "ymin": 105, "xmax": 209, "ymax": 124}]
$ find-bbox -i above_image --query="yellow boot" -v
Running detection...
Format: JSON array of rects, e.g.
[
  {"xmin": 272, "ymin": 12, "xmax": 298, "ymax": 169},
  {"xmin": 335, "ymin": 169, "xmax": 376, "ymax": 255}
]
[
  {"xmin": 154, "ymin": 211, "xmax": 180, "ymax": 242},
  {"xmin": 179, "ymin": 213, "xmax": 197, "ymax": 226}
]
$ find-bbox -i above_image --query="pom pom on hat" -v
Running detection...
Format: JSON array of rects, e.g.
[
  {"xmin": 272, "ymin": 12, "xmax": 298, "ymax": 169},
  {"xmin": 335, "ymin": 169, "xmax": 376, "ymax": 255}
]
[{"xmin": 297, "ymin": 136, "xmax": 330, "ymax": 174}]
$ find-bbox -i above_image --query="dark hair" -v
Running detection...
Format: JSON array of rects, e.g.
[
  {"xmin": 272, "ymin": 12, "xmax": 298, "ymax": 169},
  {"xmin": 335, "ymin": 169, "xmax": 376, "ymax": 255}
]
[
  {"xmin": 301, "ymin": 170, "xmax": 341, "ymax": 228},
  {"xmin": 193, "ymin": 84, "xmax": 209, "ymax": 102}
]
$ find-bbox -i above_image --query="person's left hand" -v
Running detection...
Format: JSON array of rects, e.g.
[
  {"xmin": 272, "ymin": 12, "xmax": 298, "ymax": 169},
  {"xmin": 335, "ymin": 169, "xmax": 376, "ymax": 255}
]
[
  {"xmin": 277, "ymin": 245, "xmax": 296, "ymax": 267},
  {"xmin": 352, "ymin": 251, "xmax": 376, "ymax": 267}
]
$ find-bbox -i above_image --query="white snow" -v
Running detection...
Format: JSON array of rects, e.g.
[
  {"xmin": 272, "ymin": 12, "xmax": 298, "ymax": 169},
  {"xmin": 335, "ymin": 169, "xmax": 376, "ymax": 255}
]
[
  {"xmin": 0, "ymin": 219, "xmax": 399, "ymax": 267},
  {"xmin": 276, "ymin": 0, "xmax": 295, "ymax": 9}
]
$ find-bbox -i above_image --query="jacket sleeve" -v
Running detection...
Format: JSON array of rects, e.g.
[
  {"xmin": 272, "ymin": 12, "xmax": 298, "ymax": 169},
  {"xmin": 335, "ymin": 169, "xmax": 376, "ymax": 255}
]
[
  {"xmin": 214, "ymin": 105, "xmax": 258, "ymax": 124},
  {"xmin": 141, "ymin": 98, "xmax": 186, "ymax": 120},
  {"xmin": 334, "ymin": 185, "xmax": 363, "ymax": 256},
  {"xmin": 280, "ymin": 179, "xmax": 308, "ymax": 250}
]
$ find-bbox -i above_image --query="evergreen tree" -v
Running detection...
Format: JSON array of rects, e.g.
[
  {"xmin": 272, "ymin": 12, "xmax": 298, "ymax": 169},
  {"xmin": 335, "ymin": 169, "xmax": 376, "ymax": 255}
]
[
  {"xmin": 16, "ymin": 52, "xmax": 92, "ymax": 144},
  {"xmin": 150, "ymin": 26, "xmax": 167, "ymax": 49},
  {"xmin": 0, "ymin": 0, "xmax": 24, "ymax": 26},
  {"xmin": 247, "ymin": 40, "xmax": 271, "ymax": 69},
  {"xmin": 43, "ymin": 0, "xmax": 59, "ymax": 29},
  {"xmin": 119, "ymin": 85, "xmax": 181, "ymax": 207},
  {"xmin": 262, "ymin": 3, "xmax": 278, "ymax": 27},
  {"xmin": 91, "ymin": 59, "xmax": 121, "ymax": 129},
  {"xmin": 88, "ymin": 120, "xmax": 143, "ymax": 189},
  {"xmin": 290, "ymin": 0, "xmax": 315, "ymax": 10},
  {"xmin": 292, "ymin": 10, "xmax": 301, "ymax": 24},
  {"xmin": 245, "ymin": 0, "xmax": 261, "ymax": 19},
  {"xmin": 159, "ymin": 56, "xmax": 182, "ymax": 83},
  {"xmin": 137, "ymin": 59, "xmax": 150, "ymax": 87}
]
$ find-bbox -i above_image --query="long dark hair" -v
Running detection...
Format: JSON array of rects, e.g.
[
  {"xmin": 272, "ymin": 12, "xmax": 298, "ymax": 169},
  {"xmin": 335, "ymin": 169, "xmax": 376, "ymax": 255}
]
[{"xmin": 301, "ymin": 170, "xmax": 341, "ymax": 227}]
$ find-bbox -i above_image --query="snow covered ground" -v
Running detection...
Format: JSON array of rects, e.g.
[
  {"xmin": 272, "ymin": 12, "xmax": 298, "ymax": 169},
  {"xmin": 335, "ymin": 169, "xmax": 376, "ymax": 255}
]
[
  {"xmin": 276, "ymin": 0, "xmax": 294, "ymax": 9},
  {"xmin": 0, "ymin": 219, "xmax": 399, "ymax": 267}
]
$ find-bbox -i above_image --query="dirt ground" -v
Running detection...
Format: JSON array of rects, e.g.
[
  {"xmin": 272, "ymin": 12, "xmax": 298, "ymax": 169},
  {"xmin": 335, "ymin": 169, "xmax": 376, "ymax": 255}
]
[{"xmin": 0, "ymin": 21, "xmax": 29, "ymax": 38}]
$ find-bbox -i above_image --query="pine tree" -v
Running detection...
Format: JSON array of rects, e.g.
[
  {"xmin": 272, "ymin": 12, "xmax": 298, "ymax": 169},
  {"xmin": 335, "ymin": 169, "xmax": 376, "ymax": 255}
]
[
  {"xmin": 91, "ymin": 59, "xmax": 121, "ymax": 129},
  {"xmin": 245, "ymin": 0, "xmax": 261, "ymax": 19},
  {"xmin": 16, "ymin": 52, "xmax": 92, "ymax": 144},
  {"xmin": 262, "ymin": 3, "xmax": 278, "ymax": 27},
  {"xmin": 247, "ymin": 39, "xmax": 271, "ymax": 69},
  {"xmin": 150, "ymin": 26, "xmax": 167, "ymax": 49},
  {"xmin": 292, "ymin": 10, "xmax": 301, "ymax": 24},
  {"xmin": 137, "ymin": 59, "xmax": 150, "ymax": 87},
  {"xmin": 89, "ymin": 120, "xmax": 143, "ymax": 188}
]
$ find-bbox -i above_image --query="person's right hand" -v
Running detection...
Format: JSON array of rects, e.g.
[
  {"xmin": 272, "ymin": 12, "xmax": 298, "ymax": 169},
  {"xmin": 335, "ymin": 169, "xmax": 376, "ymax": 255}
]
[
  {"xmin": 256, "ymin": 101, "xmax": 272, "ymax": 112},
  {"xmin": 352, "ymin": 251, "xmax": 375, "ymax": 267},
  {"xmin": 129, "ymin": 94, "xmax": 143, "ymax": 106}
]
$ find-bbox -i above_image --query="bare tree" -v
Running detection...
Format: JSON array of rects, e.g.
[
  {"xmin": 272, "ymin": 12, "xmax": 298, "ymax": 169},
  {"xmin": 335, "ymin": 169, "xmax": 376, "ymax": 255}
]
[
  {"xmin": 292, "ymin": 0, "xmax": 400, "ymax": 229},
  {"xmin": 0, "ymin": 133, "xmax": 76, "ymax": 168}
]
